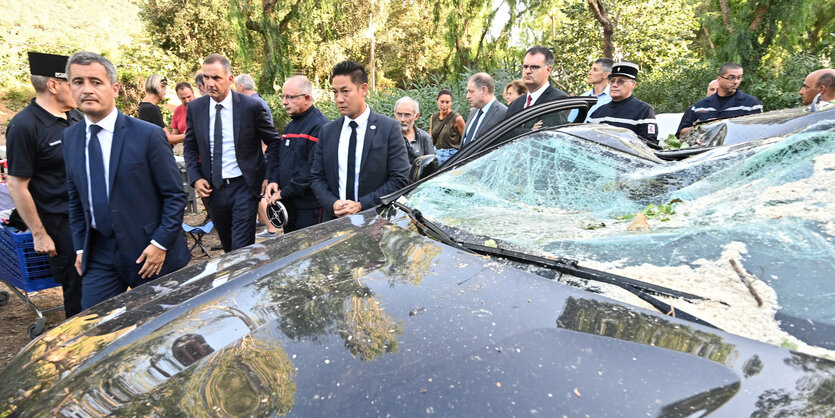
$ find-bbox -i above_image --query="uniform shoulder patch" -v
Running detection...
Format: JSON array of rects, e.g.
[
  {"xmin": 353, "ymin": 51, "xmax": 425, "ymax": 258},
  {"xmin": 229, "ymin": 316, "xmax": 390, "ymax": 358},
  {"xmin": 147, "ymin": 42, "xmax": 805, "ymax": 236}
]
[{"xmin": 648, "ymin": 124, "xmax": 656, "ymax": 134}]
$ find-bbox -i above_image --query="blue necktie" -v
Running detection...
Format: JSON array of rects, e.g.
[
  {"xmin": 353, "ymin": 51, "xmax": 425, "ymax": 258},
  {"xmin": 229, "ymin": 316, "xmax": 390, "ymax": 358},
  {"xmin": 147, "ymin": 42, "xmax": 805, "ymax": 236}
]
[
  {"xmin": 463, "ymin": 109, "xmax": 483, "ymax": 147},
  {"xmin": 88, "ymin": 124, "xmax": 113, "ymax": 237},
  {"xmin": 346, "ymin": 121, "xmax": 358, "ymax": 201},
  {"xmin": 212, "ymin": 103, "xmax": 224, "ymax": 187}
]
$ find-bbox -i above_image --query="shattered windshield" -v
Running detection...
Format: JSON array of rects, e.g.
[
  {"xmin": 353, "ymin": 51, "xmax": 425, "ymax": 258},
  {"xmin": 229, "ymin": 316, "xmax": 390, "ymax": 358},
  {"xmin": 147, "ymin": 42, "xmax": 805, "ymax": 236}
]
[{"xmin": 405, "ymin": 122, "xmax": 835, "ymax": 358}]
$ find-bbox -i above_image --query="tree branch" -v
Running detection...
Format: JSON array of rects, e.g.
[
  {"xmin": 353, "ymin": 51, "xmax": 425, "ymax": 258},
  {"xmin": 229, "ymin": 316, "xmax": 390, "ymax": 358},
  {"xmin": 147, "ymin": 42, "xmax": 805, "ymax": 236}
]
[
  {"xmin": 719, "ymin": 0, "xmax": 734, "ymax": 33},
  {"xmin": 586, "ymin": 0, "xmax": 615, "ymax": 58},
  {"xmin": 748, "ymin": 0, "xmax": 774, "ymax": 31}
]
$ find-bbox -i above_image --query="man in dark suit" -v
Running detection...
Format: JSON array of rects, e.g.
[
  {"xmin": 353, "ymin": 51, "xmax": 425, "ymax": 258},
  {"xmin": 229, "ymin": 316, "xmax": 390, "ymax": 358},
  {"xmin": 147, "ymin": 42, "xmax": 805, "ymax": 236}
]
[
  {"xmin": 461, "ymin": 72, "xmax": 508, "ymax": 148},
  {"xmin": 183, "ymin": 54, "xmax": 281, "ymax": 252},
  {"xmin": 63, "ymin": 52, "xmax": 190, "ymax": 309},
  {"xmin": 310, "ymin": 61, "xmax": 409, "ymax": 221},
  {"xmin": 505, "ymin": 46, "xmax": 568, "ymax": 128}
]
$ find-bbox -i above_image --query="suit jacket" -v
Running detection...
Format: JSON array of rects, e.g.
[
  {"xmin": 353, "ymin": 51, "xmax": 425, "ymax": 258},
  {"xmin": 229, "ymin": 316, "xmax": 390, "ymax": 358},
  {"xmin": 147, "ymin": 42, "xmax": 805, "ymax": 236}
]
[
  {"xmin": 183, "ymin": 90, "xmax": 280, "ymax": 197},
  {"xmin": 461, "ymin": 99, "xmax": 508, "ymax": 147},
  {"xmin": 310, "ymin": 109, "xmax": 410, "ymax": 220},
  {"xmin": 63, "ymin": 111, "xmax": 190, "ymax": 278},
  {"xmin": 505, "ymin": 84, "xmax": 568, "ymax": 118}
]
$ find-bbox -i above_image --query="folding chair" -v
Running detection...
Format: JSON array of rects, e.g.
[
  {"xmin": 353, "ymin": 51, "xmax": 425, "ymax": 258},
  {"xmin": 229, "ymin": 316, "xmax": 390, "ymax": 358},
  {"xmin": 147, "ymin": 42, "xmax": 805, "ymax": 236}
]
[{"xmin": 182, "ymin": 221, "xmax": 213, "ymax": 258}]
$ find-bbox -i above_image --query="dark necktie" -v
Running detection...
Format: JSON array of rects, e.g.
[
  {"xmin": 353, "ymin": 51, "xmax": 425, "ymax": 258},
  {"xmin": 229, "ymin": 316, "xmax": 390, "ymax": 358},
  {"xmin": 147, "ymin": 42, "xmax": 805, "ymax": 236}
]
[
  {"xmin": 525, "ymin": 95, "xmax": 532, "ymax": 108},
  {"xmin": 88, "ymin": 125, "xmax": 114, "ymax": 237},
  {"xmin": 346, "ymin": 120, "xmax": 358, "ymax": 201},
  {"xmin": 463, "ymin": 109, "xmax": 483, "ymax": 147},
  {"xmin": 212, "ymin": 103, "xmax": 223, "ymax": 187}
]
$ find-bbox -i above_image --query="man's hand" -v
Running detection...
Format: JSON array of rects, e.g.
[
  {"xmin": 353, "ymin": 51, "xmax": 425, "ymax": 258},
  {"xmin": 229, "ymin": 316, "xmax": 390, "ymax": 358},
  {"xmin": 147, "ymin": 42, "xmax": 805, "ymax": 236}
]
[
  {"xmin": 678, "ymin": 127, "xmax": 692, "ymax": 137},
  {"xmin": 532, "ymin": 120, "xmax": 544, "ymax": 130},
  {"xmin": 32, "ymin": 230, "xmax": 57, "ymax": 257},
  {"xmin": 333, "ymin": 200, "xmax": 362, "ymax": 217},
  {"xmin": 75, "ymin": 253, "xmax": 83, "ymax": 276},
  {"xmin": 194, "ymin": 179, "xmax": 212, "ymax": 198},
  {"xmin": 136, "ymin": 245, "xmax": 167, "ymax": 279},
  {"xmin": 264, "ymin": 182, "xmax": 281, "ymax": 203},
  {"xmin": 261, "ymin": 179, "xmax": 269, "ymax": 196}
]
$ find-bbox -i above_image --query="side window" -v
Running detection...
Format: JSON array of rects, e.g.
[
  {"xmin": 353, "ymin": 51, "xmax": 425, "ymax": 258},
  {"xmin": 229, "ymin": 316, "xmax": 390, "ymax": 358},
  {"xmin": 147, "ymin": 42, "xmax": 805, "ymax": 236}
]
[{"xmin": 499, "ymin": 108, "xmax": 573, "ymax": 142}]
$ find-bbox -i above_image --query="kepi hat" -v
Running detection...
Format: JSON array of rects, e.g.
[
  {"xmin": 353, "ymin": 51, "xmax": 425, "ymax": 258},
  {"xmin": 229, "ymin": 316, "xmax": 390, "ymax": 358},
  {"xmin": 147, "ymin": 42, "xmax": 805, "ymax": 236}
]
[
  {"xmin": 609, "ymin": 62, "xmax": 640, "ymax": 81},
  {"xmin": 28, "ymin": 52, "xmax": 70, "ymax": 80}
]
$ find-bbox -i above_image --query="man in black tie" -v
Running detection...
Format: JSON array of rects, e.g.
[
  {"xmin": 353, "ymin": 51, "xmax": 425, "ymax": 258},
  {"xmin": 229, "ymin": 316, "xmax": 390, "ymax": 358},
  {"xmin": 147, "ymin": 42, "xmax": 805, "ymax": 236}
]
[
  {"xmin": 461, "ymin": 73, "xmax": 508, "ymax": 148},
  {"xmin": 310, "ymin": 61, "xmax": 409, "ymax": 220},
  {"xmin": 183, "ymin": 54, "xmax": 281, "ymax": 252},
  {"xmin": 62, "ymin": 52, "xmax": 190, "ymax": 309}
]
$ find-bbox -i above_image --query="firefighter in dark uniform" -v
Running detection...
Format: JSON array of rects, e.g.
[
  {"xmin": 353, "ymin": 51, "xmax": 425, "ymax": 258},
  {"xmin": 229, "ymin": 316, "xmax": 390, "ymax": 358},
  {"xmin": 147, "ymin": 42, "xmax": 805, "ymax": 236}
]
[
  {"xmin": 587, "ymin": 62, "xmax": 659, "ymax": 147},
  {"xmin": 264, "ymin": 76, "xmax": 329, "ymax": 232},
  {"xmin": 676, "ymin": 62, "xmax": 762, "ymax": 138},
  {"xmin": 6, "ymin": 52, "xmax": 83, "ymax": 317}
]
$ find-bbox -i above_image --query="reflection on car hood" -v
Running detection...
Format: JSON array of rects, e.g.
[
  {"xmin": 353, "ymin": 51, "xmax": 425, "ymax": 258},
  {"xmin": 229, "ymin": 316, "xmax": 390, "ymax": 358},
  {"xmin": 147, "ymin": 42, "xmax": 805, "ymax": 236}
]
[{"xmin": 1, "ymin": 212, "xmax": 833, "ymax": 416}]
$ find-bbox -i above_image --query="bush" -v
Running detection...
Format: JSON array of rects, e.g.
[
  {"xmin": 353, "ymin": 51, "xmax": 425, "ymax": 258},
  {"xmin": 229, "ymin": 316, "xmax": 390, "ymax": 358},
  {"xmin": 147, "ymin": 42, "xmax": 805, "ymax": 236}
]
[{"xmin": 1, "ymin": 86, "xmax": 35, "ymax": 112}]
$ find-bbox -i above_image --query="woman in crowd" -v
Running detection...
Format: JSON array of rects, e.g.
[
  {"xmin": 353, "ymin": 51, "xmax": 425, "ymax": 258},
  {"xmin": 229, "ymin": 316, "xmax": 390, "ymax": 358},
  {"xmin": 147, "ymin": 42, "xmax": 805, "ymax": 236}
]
[
  {"xmin": 504, "ymin": 79, "xmax": 527, "ymax": 105},
  {"xmin": 429, "ymin": 88, "xmax": 465, "ymax": 165},
  {"xmin": 137, "ymin": 74, "xmax": 184, "ymax": 146}
]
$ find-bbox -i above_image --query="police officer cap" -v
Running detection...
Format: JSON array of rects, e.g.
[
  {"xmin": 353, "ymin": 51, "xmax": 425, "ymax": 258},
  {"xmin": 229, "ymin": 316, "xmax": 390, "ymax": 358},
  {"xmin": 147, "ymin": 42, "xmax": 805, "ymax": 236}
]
[
  {"xmin": 609, "ymin": 62, "xmax": 640, "ymax": 81},
  {"xmin": 28, "ymin": 52, "xmax": 70, "ymax": 80}
]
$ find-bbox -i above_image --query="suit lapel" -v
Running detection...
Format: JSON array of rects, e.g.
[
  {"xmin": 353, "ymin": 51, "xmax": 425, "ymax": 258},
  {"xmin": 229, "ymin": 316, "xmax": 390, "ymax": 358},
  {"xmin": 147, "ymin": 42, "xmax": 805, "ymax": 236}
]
[
  {"xmin": 360, "ymin": 110, "xmax": 378, "ymax": 172},
  {"xmin": 328, "ymin": 117, "xmax": 344, "ymax": 186},
  {"xmin": 76, "ymin": 124, "xmax": 90, "ymax": 205},
  {"xmin": 232, "ymin": 91, "xmax": 242, "ymax": 148},
  {"xmin": 108, "ymin": 111, "xmax": 127, "ymax": 196}
]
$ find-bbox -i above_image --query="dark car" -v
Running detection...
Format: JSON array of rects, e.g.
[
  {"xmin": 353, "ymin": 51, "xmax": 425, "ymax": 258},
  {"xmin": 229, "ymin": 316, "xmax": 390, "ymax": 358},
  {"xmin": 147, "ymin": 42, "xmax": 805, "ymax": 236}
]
[{"xmin": 1, "ymin": 100, "xmax": 834, "ymax": 416}]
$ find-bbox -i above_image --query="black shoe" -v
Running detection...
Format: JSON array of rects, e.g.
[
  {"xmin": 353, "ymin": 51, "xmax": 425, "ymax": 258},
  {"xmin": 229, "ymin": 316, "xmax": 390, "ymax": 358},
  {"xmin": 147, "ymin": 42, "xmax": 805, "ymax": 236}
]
[{"xmin": 210, "ymin": 244, "xmax": 223, "ymax": 251}]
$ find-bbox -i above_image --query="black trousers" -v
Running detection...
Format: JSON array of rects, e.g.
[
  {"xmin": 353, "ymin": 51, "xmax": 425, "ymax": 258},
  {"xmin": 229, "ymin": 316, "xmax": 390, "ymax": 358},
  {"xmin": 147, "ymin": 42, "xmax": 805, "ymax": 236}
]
[
  {"xmin": 39, "ymin": 212, "xmax": 82, "ymax": 317},
  {"xmin": 283, "ymin": 201, "xmax": 323, "ymax": 233},
  {"xmin": 207, "ymin": 177, "xmax": 258, "ymax": 252}
]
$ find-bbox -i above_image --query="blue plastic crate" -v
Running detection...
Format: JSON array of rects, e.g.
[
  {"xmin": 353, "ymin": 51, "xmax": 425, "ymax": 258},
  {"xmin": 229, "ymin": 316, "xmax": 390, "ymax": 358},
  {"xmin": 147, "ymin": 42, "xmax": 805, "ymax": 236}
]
[{"xmin": 0, "ymin": 225, "xmax": 60, "ymax": 292}]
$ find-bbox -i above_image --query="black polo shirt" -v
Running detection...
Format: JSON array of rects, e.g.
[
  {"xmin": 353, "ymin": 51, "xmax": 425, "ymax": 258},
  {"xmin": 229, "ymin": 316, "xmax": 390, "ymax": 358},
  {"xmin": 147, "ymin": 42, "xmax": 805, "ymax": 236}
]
[{"xmin": 6, "ymin": 98, "xmax": 82, "ymax": 215}]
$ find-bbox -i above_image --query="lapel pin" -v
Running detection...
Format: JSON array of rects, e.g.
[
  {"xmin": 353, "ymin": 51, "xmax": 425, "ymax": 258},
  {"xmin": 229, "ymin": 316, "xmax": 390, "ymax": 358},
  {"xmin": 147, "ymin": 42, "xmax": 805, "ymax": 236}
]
[{"xmin": 370, "ymin": 125, "xmax": 376, "ymax": 130}]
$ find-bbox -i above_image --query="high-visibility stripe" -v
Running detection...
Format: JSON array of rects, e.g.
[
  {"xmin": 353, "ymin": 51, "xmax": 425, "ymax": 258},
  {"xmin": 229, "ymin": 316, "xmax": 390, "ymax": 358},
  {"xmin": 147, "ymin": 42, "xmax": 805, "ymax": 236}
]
[
  {"xmin": 691, "ymin": 107, "xmax": 716, "ymax": 112},
  {"xmin": 724, "ymin": 105, "xmax": 763, "ymax": 112},
  {"xmin": 588, "ymin": 116, "xmax": 658, "ymax": 126},
  {"xmin": 282, "ymin": 133, "xmax": 319, "ymax": 142}
]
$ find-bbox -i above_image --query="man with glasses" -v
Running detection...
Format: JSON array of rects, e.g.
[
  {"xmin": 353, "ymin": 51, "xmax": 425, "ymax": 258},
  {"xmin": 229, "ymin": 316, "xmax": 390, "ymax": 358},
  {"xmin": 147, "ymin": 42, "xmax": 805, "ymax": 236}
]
[
  {"xmin": 676, "ymin": 62, "xmax": 762, "ymax": 138},
  {"xmin": 394, "ymin": 96, "xmax": 434, "ymax": 164},
  {"xmin": 588, "ymin": 62, "xmax": 659, "ymax": 146},
  {"xmin": 6, "ymin": 52, "xmax": 84, "ymax": 317},
  {"xmin": 263, "ymin": 76, "xmax": 329, "ymax": 233},
  {"xmin": 505, "ymin": 46, "xmax": 567, "ymax": 119}
]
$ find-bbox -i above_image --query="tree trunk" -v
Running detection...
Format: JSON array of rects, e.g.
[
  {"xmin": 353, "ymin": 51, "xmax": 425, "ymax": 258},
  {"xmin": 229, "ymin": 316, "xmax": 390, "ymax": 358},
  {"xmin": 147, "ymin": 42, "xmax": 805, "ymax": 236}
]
[
  {"xmin": 719, "ymin": 0, "xmax": 734, "ymax": 33},
  {"xmin": 587, "ymin": 0, "xmax": 615, "ymax": 58}
]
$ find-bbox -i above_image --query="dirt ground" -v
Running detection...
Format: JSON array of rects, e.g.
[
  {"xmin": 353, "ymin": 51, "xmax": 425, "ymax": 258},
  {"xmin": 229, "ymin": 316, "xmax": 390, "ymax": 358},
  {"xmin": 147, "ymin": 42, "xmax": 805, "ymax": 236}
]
[{"xmin": 0, "ymin": 104, "xmax": 279, "ymax": 370}]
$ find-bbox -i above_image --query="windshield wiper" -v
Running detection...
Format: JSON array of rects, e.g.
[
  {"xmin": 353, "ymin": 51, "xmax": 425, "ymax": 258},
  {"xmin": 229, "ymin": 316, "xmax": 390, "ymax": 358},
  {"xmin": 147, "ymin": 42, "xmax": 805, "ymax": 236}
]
[{"xmin": 390, "ymin": 199, "xmax": 718, "ymax": 329}]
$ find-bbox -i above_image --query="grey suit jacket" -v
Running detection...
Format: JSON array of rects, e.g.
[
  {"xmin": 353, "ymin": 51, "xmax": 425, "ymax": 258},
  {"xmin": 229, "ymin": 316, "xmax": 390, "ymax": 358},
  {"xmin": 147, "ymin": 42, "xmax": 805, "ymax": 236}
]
[{"xmin": 461, "ymin": 99, "xmax": 508, "ymax": 147}]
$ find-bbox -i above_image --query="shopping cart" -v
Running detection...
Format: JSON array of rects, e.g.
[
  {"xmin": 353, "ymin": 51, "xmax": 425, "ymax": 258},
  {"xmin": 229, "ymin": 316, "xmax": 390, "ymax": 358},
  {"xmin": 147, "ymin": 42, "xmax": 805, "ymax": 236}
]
[{"xmin": 0, "ymin": 224, "xmax": 64, "ymax": 338}]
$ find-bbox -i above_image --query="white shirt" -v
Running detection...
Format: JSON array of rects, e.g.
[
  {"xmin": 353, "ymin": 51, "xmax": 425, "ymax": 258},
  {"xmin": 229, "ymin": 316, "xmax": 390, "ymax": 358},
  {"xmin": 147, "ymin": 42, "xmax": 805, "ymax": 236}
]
[
  {"xmin": 81, "ymin": 107, "xmax": 165, "ymax": 251},
  {"xmin": 467, "ymin": 97, "xmax": 496, "ymax": 141},
  {"xmin": 84, "ymin": 108, "xmax": 117, "ymax": 232},
  {"xmin": 209, "ymin": 91, "xmax": 242, "ymax": 179},
  {"xmin": 338, "ymin": 105, "xmax": 371, "ymax": 201},
  {"xmin": 525, "ymin": 83, "xmax": 550, "ymax": 107}
]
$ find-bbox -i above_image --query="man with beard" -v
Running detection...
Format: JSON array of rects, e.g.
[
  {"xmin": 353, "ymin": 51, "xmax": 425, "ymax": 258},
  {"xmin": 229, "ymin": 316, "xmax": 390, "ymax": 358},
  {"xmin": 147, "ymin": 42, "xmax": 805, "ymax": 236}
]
[
  {"xmin": 394, "ymin": 96, "xmax": 434, "ymax": 164},
  {"xmin": 264, "ymin": 76, "xmax": 329, "ymax": 233},
  {"xmin": 676, "ymin": 63, "xmax": 762, "ymax": 137}
]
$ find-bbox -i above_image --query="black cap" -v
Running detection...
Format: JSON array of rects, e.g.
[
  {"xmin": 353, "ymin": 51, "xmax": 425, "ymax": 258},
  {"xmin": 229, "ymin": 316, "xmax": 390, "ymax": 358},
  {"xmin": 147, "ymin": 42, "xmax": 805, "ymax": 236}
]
[
  {"xmin": 28, "ymin": 52, "xmax": 70, "ymax": 79},
  {"xmin": 609, "ymin": 62, "xmax": 640, "ymax": 81}
]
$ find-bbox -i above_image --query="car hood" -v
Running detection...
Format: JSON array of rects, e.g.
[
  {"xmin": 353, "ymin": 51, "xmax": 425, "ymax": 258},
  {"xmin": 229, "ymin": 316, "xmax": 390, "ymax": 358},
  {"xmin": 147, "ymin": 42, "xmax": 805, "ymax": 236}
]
[{"xmin": 1, "ymin": 212, "xmax": 833, "ymax": 416}]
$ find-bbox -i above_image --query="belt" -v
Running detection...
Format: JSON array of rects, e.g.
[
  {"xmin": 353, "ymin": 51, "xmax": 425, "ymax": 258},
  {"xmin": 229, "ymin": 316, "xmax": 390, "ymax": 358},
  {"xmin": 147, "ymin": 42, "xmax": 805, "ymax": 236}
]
[{"xmin": 218, "ymin": 176, "xmax": 244, "ymax": 186}]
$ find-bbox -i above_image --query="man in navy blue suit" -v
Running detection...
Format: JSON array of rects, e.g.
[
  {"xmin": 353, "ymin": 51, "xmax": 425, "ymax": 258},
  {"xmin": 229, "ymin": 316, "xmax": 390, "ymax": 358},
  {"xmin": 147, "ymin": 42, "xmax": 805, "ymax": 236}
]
[
  {"xmin": 63, "ymin": 52, "xmax": 190, "ymax": 309},
  {"xmin": 183, "ymin": 54, "xmax": 281, "ymax": 252},
  {"xmin": 310, "ymin": 61, "xmax": 409, "ymax": 220}
]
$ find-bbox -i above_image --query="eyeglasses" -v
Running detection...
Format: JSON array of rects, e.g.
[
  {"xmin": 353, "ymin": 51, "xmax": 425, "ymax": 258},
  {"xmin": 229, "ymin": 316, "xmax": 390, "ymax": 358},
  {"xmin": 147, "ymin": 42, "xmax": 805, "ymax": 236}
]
[
  {"xmin": 609, "ymin": 78, "xmax": 634, "ymax": 86},
  {"xmin": 520, "ymin": 64, "xmax": 543, "ymax": 71},
  {"xmin": 160, "ymin": 78, "xmax": 168, "ymax": 87},
  {"xmin": 719, "ymin": 74, "xmax": 743, "ymax": 82},
  {"xmin": 281, "ymin": 93, "xmax": 305, "ymax": 100}
]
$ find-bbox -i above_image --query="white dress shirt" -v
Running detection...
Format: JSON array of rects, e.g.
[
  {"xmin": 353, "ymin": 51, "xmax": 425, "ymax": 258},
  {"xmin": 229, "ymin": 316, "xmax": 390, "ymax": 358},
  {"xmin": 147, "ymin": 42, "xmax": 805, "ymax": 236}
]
[
  {"xmin": 338, "ymin": 105, "xmax": 371, "ymax": 201},
  {"xmin": 84, "ymin": 107, "xmax": 117, "ymax": 231},
  {"xmin": 525, "ymin": 83, "xmax": 550, "ymax": 107},
  {"xmin": 209, "ymin": 91, "xmax": 242, "ymax": 179}
]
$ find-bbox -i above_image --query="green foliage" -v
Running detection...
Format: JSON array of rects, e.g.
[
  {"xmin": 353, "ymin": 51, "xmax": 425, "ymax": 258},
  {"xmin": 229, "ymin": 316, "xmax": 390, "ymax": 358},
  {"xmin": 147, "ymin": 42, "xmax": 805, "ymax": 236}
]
[
  {"xmin": 747, "ymin": 53, "xmax": 825, "ymax": 111},
  {"xmin": 1, "ymin": 86, "xmax": 35, "ymax": 112},
  {"xmin": 639, "ymin": 59, "xmax": 717, "ymax": 113}
]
